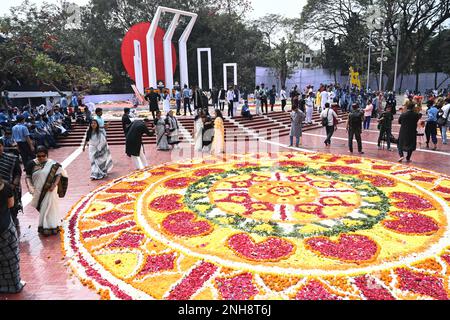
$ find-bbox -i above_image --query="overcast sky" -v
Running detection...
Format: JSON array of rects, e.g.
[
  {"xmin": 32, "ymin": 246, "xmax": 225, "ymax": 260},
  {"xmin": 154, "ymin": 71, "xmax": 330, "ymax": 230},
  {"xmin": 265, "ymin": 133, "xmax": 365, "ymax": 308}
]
[{"xmin": 0, "ymin": 0, "xmax": 307, "ymax": 18}]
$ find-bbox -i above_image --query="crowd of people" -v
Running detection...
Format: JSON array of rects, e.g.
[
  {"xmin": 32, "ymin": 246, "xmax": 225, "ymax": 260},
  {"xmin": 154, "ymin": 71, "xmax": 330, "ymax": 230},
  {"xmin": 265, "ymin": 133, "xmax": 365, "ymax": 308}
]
[
  {"xmin": 0, "ymin": 91, "xmax": 75, "ymax": 294},
  {"xmin": 137, "ymin": 82, "xmax": 450, "ymax": 163}
]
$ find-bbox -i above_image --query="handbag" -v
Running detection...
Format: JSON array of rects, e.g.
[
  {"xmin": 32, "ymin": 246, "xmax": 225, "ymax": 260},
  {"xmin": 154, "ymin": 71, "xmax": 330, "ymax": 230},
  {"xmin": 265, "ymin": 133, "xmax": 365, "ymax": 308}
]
[
  {"xmin": 53, "ymin": 163, "xmax": 68, "ymax": 198},
  {"xmin": 58, "ymin": 175, "xmax": 68, "ymax": 198},
  {"xmin": 437, "ymin": 110, "xmax": 450, "ymax": 127}
]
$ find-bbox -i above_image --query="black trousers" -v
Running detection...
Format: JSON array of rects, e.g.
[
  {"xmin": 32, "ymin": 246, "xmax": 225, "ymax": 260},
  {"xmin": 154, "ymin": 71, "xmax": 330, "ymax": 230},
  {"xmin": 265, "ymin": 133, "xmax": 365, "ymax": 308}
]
[
  {"xmin": 184, "ymin": 98, "xmax": 192, "ymax": 115},
  {"xmin": 348, "ymin": 128, "xmax": 362, "ymax": 152},
  {"xmin": 261, "ymin": 98, "xmax": 268, "ymax": 114},
  {"xmin": 17, "ymin": 142, "xmax": 34, "ymax": 168},
  {"xmin": 219, "ymin": 101, "xmax": 225, "ymax": 111},
  {"xmin": 228, "ymin": 101, "xmax": 234, "ymax": 117},
  {"xmin": 176, "ymin": 100, "xmax": 181, "ymax": 115},
  {"xmin": 281, "ymin": 100, "xmax": 287, "ymax": 111},
  {"xmin": 378, "ymin": 127, "xmax": 392, "ymax": 149},
  {"xmin": 398, "ymin": 147, "xmax": 413, "ymax": 161},
  {"xmin": 325, "ymin": 126, "xmax": 334, "ymax": 145}
]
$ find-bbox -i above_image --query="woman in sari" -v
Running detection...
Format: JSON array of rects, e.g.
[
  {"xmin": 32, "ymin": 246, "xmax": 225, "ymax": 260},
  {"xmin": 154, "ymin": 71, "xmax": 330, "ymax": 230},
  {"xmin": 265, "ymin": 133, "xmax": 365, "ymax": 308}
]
[
  {"xmin": 82, "ymin": 119, "xmax": 113, "ymax": 180},
  {"xmin": 166, "ymin": 111, "xmax": 180, "ymax": 149},
  {"xmin": 211, "ymin": 109, "xmax": 225, "ymax": 155},
  {"xmin": 194, "ymin": 110, "xmax": 205, "ymax": 152},
  {"xmin": 25, "ymin": 146, "xmax": 67, "ymax": 236},
  {"xmin": 155, "ymin": 111, "xmax": 170, "ymax": 151},
  {"xmin": 0, "ymin": 180, "xmax": 25, "ymax": 293}
]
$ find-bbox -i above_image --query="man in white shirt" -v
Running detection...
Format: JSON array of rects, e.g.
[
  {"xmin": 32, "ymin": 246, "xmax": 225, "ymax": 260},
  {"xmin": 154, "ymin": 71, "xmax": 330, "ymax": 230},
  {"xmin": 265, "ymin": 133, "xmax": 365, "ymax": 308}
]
[
  {"xmin": 329, "ymin": 90, "xmax": 336, "ymax": 104},
  {"xmin": 46, "ymin": 97, "xmax": 55, "ymax": 112},
  {"xmin": 320, "ymin": 90, "xmax": 329, "ymax": 113},
  {"xmin": 441, "ymin": 98, "xmax": 450, "ymax": 145},
  {"xmin": 226, "ymin": 87, "xmax": 235, "ymax": 118},
  {"xmin": 320, "ymin": 103, "xmax": 338, "ymax": 146},
  {"xmin": 305, "ymin": 92, "xmax": 315, "ymax": 124}
]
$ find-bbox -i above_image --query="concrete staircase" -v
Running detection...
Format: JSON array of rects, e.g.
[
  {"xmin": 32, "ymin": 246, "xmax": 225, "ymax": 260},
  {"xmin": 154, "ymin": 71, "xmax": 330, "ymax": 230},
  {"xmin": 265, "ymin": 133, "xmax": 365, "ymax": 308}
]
[
  {"xmin": 232, "ymin": 110, "xmax": 349, "ymax": 140},
  {"xmin": 57, "ymin": 110, "xmax": 349, "ymax": 148}
]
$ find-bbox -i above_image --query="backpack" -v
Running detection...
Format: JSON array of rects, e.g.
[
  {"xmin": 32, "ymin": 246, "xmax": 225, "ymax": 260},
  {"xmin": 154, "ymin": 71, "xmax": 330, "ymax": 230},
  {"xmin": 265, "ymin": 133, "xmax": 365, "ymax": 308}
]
[{"xmin": 321, "ymin": 109, "xmax": 330, "ymax": 127}]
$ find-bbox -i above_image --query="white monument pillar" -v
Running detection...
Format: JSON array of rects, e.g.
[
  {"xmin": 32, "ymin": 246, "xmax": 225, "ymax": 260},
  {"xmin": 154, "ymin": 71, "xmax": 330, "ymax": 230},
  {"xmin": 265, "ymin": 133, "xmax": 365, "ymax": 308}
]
[
  {"xmin": 197, "ymin": 48, "xmax": 212, "ymax": 89},
  {"xmin": 163, "ymin": 13, "xmax": 180, "ymax": 90},
  {"xmin": 179, "ymin": 14, "xmax": 197, "ymax": 88},
  {"xmin": 223, "ymin": 63, "xmax": 238, "ymax": 89},
  {"xmin": 146, "ymin": 7, "xmax": 197, "ymax": 89},
  {"xmin": 133, "ymin": 40, "xmax": 144, "ymax": 95},
  {"xmin": 146, "ymin": 7, "xmax": 163, "ymax": 89}
]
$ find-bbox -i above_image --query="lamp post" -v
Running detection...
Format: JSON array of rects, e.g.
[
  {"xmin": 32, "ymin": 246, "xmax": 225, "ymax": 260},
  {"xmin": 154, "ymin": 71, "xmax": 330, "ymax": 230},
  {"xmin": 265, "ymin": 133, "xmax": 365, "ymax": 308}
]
[
  {"xmin": 377, "ymin": 46, "xmax": 387, "ymax": 91},
  {"xmin": 367, "ymin": 32, "xmax": 373, "ymax": 91},
  {"xmin": 366, "ymin": 4, "xmax": 384, "ymax": 92},
  {"xmin": 393, "ymin": 19, "xmax": 401, "ymax": 94}
]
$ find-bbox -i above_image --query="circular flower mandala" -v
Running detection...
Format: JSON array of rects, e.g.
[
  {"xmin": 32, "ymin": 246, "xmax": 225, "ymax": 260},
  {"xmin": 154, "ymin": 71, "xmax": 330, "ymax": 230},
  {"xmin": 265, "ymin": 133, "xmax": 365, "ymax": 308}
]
[{"xmin": 63, "ymin": 152, "xmax": 450, "ymax": 300}]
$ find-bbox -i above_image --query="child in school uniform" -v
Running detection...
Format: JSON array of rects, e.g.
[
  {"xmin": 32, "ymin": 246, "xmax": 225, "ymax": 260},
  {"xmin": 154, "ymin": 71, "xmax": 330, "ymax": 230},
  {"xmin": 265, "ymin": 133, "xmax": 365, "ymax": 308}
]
[{"xmin": 417, "ymin": 120, "xmax": 426, "ymax": 148}]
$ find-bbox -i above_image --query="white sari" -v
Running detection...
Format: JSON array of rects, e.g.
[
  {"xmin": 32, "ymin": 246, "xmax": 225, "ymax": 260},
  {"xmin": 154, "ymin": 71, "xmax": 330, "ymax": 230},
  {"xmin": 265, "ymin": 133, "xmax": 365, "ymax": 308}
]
[
  {"xmin": 30, "ymin": 160, "xmax": 67, "ymax": 231},
  {"xmin": 89, "ymin": 131, "xmax": 113, "ymax": 180}
]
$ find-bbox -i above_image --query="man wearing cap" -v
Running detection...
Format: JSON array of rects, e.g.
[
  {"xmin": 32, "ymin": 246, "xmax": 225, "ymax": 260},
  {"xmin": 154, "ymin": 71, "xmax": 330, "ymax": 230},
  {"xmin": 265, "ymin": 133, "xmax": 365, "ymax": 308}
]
[{"xmin": 12, "ymin": 115, "xmax": 35, "ymax": 167}]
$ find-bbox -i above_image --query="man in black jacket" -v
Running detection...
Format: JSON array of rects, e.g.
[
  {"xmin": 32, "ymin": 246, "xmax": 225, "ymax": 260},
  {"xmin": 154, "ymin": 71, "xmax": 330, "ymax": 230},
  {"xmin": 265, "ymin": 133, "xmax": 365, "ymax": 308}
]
[
  {"xmin": 126, "ymin": 119, "xmax": 154, "ymax": 170},
  {"xmin": 346, "ymin": 103, "xmax": 364, "ymax": 154},
  {"xmin": 122, "ymin": 108, "xmax": 132, "ymax": 135},
  {"xmin": 144, "ymin": 88, "xmax": 161, "ymax": 120}
]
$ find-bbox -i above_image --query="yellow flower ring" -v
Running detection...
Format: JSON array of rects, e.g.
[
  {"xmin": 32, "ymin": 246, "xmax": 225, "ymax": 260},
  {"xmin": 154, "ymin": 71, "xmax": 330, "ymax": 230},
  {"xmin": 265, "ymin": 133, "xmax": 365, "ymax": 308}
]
[{"xmin": 62, "ymin": 152, "xmax": 450, "ymax": 300}]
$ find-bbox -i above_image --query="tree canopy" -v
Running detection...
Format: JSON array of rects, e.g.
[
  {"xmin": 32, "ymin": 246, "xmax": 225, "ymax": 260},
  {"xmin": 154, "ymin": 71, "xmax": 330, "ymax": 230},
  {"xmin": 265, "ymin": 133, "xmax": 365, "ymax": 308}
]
[{"xmin": 300, "ymin": 0, "xmax": 450, "ymax": 90}]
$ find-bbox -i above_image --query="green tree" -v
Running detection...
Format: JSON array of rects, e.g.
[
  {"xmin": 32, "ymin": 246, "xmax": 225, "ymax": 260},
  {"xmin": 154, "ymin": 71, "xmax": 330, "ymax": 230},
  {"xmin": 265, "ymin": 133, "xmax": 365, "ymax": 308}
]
[
  {"xmin": 300, "ymin": 0, "xmax": 450, "ymax": 90},
  {"xmin": 0, "ymin": 0, "xmax": 112, "ymax": 93},
  {"xmin": 422, "ymin": 28, "xmax": 450, "ymax": 89},
  {"xmin": 82, "ymin": 0, "xmax": 261, "ymax": 90}
]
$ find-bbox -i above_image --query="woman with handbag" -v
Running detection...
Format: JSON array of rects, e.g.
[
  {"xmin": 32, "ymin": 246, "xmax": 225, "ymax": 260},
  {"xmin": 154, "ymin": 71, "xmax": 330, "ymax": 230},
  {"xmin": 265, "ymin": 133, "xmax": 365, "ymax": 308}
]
[{"xmin": 25, "ymin": 146, "xmax": 67, "ymax": 236}]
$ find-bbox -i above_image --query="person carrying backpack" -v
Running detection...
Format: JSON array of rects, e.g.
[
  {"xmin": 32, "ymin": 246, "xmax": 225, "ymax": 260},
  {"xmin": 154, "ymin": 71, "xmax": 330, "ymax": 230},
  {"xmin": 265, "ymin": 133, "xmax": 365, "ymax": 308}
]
[
  {"xmin": 320, "ymin": 103, "xmax": 338, "ymax": 147},
  {"xmin": 346, "ymin": 103, "xmax": 364, "ymax": 154},
  {"xmin": 377, "ymin": 105, "xmax": 394, "ymax": 151}
]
